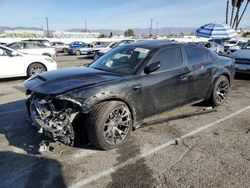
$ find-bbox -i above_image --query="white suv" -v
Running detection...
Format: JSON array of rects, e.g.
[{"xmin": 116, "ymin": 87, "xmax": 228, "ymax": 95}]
[{"xmin": 7, "ymin": 41, "xmax": 57, "ymax": 59}]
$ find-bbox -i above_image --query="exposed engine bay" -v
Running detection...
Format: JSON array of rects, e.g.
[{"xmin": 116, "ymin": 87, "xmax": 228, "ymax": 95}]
[{"xmin": 27, "ymin": 93, "xmax": 82, "ymax": 146}]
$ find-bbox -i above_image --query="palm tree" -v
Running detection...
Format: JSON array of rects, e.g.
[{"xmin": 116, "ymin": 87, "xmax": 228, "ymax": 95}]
[
  {"xmin": 236, "ymin": 0, "xmax": 250, "ymax": 29},
  {"xmin": 230, "ymin": 0, "xmax": 238, "ymax": 26},
  {"xmin": 232, "ymin": 0, "xmax": 243, "ymax": 28},
  {"xmin": 226, "ymin": 0, "xmax": 229, "ymax": 24}
]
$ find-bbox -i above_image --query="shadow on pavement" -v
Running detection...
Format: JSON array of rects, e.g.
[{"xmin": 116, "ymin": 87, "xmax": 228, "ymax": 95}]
[
  {"xmin": 0, "ymin": 151, "xmax": 66, "ymax": 188},
  {"xmin": 235, "ymin": 73, "xmax": 250, "ymax": 81},
  {"xmin": 77, "ymin": 56, "xmax": 94, "ymax": 60},
  {"xmin": 0, "ymin": 99, "xmax": 42, "ymax": 154},
  {"xmin": 0, "ymin": 77, "xmax": 26, "ymax": 82},
  {"xmin": 0, "ymin": 99, "xmax": 97, "ymax": 153}
]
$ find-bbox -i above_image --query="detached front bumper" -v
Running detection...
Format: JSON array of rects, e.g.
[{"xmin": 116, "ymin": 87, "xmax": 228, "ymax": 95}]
[{"xmin": 26, "ymin": 95, "xmax": 79, "ymax": 145}]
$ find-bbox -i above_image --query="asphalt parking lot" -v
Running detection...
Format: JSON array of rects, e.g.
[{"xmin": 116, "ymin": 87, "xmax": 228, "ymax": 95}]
[{"xmin": 0, "ymin": 54, "xmax": 250, "ymax": 188}]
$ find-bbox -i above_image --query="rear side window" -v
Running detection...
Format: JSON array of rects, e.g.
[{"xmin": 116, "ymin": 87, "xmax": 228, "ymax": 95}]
[
  {"xmin": 151, "ymin": 47, "xmax": 183, "ymax": 71},
  {"xmin": 8, "ymin": 43, "xmax": 24, "ymax": 49},
  {"xmin": 25, "ymin": 43, "xmax": 40, "ymax": 49},
  {"xmin": 184, "ymin": 47, "xmax": 205, "ymax": 65}
]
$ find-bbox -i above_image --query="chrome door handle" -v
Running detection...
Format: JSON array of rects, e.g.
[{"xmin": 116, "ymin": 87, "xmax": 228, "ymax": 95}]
[
  {"xmin": 133, "ymin": 85, "xmax": 142, "ymax": 90},
  {"xmin": 180, "ymin": 75, "xmax": 189, "ymax": 80}
]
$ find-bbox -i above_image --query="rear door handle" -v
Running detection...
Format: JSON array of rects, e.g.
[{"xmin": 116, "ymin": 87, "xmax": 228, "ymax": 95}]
[
  {"xmin": 133, "ymin": 85, "xmax": 142, "ymax": 90},
  {"xmin": 180, "ymin": 75, "xmax": 189, "ymax": 80}
]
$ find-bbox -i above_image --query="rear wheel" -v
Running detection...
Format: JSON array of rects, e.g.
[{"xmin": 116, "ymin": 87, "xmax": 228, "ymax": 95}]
[
  {"xmin": 208, "ymin": 75, "xmax": 230, "ymax": 107},
  {"xmin": 86, "ymin": 101, "xmax": 132, "ymax": 150},
  {"xmin": 27, "ymin": 63, "xmax": 46, "ymax": 77},
  {"xmin": 63, "ymin": 48, "xmax": 68, "ymax": 53}
]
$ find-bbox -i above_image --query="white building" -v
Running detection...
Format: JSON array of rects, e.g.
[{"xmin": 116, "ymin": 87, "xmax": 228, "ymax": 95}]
[
  {"xmin": 4, "ymin": 29, "xmax": 45, "ymax": 38},
  {"xmin": 53, "ymin": 31, "xmax": 99, "ymax": 39}
]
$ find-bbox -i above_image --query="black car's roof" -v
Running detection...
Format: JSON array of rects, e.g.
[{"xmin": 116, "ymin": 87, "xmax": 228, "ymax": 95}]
[{"xmin": 129, "ymin": 40, "xmax": 199, "ymax": 50}]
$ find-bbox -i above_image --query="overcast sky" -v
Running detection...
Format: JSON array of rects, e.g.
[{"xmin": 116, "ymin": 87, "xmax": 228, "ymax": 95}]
[{"xmin": 0, "ymin": 0, "xmax": 249, "ymax": 30}]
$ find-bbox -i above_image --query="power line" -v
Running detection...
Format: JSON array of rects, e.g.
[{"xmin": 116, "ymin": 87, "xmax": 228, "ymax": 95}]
[
  {"xmin": 156, "ymin": 21, "xmax": 159, "ymax": 36},
  {"xmin": 84, "ymin": 18, "xmax": 87, "ymax": 32},
  {"xmin": 149, "ymin": 18, "xmax": 153, "ymax": 37},
  {"xmin": 46, "ymin": 16, "xmax": 49, "ymax": 37}
]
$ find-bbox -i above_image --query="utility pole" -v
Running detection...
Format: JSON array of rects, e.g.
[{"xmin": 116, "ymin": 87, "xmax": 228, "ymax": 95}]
[
  {"xmin": 149, "ymin": 18, "xmax": 153, "ymax": 37},
  {"xmin": 46, "ymin": 16, "xmax": 49, "ymax": 37},
  {"xmin": 226, "ymin": 0, "xmax": 229, "ymax": 24},
  {"xmin": 84, "ymin": 18, "xmax": 87, "ymax": 32},
  {"xmin": 156, "ymin": 21, "xmax": 159, "ymax": 36}
]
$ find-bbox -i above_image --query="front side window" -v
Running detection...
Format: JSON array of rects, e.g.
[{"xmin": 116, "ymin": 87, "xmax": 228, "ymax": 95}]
[
  {"xmin": 243, "ymin": 42, "xmax": 250, "ymax": 49},
  {"xmin": 8, "ymin": 43, "xmax": 23, "ymax": 49},
  {"xmin": 90, "ymin": 46, "xmax": 151, "ymax": 74},
  {"xmin": 184, "ymin": 47, "xmax": 205, "ymax": 65},
  {"xmin": 0, "ymin": 47, "xmax": 12, "ymax": 56},
  {"xmin": 151, "ymin": 47, "xmax": 184, "ymax": 72}
]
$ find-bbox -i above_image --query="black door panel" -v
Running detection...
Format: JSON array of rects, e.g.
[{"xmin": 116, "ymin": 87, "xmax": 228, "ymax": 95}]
[{"xmin": 140, "ymin": 66, "xmax": 193, "ymax": 118}]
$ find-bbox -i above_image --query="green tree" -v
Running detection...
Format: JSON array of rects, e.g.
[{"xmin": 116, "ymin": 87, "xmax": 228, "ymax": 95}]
[
  {"xmin": 124, "ymin": 29, "xmax": 135, "ymax": 37},
  {"xmin": 242, "ymin": 31, "xmax": 250, "ymax": 37},
  {"xmin": 98, "ymin": 33, "xmax": 107, "ymax": 38},
  {"xmin": 227, "ymin": 0, "xmax": 250, "ymax": 29}
]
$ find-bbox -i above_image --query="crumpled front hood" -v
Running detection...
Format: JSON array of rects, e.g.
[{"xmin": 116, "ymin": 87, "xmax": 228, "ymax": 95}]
[{"xmin": 24, "ymin": 67, "xmax": 121, "ymax": 94}]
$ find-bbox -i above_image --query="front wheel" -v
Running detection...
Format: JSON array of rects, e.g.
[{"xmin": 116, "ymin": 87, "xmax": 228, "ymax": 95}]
[
  {"xmin": 27, "ymin": 63, "xmax": 46, "ymax": 77},
  {"xmin": 63, "ymin": 48, "xmax": 68, "ymax": 53},
  {"xmin": 208, "ymin": 75, "xmax": 230, "ymax": 107},
  {"xmin": 86, "ymin": 101, "xmax": 132, "ymax": 150},
  {"xmin": 75, "ymin": 50, "xmax": 81, "ymax": 56}
]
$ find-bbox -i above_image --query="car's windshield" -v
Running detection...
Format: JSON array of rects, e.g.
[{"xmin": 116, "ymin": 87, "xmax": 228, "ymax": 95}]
[
  {"xmin": 90, "ymin": 46, "xmax": 151, "ymax": 75},
  {"xmin": 242, "ymin": 42, "xmax": 250, "ymax": 49}
]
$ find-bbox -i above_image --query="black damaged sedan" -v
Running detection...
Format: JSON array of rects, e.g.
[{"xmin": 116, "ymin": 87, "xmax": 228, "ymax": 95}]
[{"xmin": 24, "ymin": 40, "xmax": 235, "ymax": 150}]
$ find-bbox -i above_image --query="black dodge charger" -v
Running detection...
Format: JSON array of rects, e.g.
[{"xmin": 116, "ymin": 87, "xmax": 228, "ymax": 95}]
[{"xmin": 24, "ymin": 40, "xmax": 235, "ymax": 150}]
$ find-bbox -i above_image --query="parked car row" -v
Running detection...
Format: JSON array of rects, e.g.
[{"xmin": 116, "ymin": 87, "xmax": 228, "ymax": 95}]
[{"xmin": 229, "ymin": 41, "xmax": 250, "ymax": 74}]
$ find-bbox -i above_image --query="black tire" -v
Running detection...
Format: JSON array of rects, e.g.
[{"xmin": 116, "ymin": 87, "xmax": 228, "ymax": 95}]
[
  {"xmin": 63, "ymin": 48, "xmax": 68, "ymax": 53},
  {"xmin": 75, "ymin": 50, "xmax": 81, "ymax": 56},
  {"xmin": 208, "ymin": 75, "xmax": 230, "ymax": 107},
  {"xmin": 86, "ymin": 101, "xmax": 133, "ymax": 150},
  {"xmin": 27, "ymin": 63, "xmax": 47, "ymax": 77}
]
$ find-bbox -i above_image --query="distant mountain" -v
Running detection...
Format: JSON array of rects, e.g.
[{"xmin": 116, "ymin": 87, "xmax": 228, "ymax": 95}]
[
  {"xmin": 67, "ymin": 28, "xmax": 124, "ymax": 35},
  {"xmin": 0, "ymin": 26, "xmax": 198, "ymax": 36},
  {"xmin": 133, "ymin": 27, "xmax": 196, "ymax": 35},
  {"xmin": 67, "ymin": 27, "xmax": 196, "ymax": 36},
  {"xmin": 243, "ymin": 26, "xmax": 250, "ymax": 30}
]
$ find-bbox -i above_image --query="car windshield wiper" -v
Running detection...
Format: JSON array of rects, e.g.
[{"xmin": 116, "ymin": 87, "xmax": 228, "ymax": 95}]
[{"xmin": 92, "ymin": 67, "xmax": 107, "ymax": 72}]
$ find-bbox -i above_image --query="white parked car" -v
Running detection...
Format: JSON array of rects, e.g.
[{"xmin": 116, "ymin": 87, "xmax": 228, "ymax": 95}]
[
  {"xmin": 223, "ymin": 40, "xmax": 248, "ymax": 53},
  {"xmin": 7, "ymin": 41, "xmax": 57, "ymax": 59},
  {"xmin": 227, "ymin": 41, "xmax": 248, "ymax": 54},
  {"xmin": 52, "ymin": 42, "xmax": 69, "ymax": 53},
  {"xmin": 0, "ymin": 45, "xmax": 57, "ymax": 79},
  {"xmin": 197, "ymin": 41, "xmax": 225, "ymax": 54},
  {"xmin": 94, "ymin": 40, "xmax": 136, "ymax": 60}
]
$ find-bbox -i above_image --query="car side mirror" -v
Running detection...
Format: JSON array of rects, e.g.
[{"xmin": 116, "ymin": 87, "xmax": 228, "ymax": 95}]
[
  {"xmin": 11, "ymin": 51, "xmax": 19, "ymax": 57},
  {"xmin": 144, "ymin": 61, "xmax": 161, "ymax": 74}
]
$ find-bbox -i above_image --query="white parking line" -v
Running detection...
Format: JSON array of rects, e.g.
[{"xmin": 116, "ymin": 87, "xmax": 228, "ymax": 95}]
[
  {"xmin": 69, "ymin": 105, "xmax": 250, "ymax": 188},
  {"xmin": 0, "ymin": 108, "xmax": 26, "ymax": 116}
]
